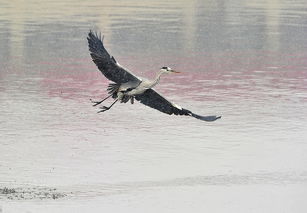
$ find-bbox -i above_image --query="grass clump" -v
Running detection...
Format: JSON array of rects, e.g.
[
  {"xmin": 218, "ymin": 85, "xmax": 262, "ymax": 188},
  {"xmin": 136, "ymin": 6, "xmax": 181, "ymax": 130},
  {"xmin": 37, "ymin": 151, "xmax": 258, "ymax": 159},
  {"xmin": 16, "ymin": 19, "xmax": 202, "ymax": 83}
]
[{"xmin": 0, "ymin": 187, "xmax": 16, "ymax": 194}]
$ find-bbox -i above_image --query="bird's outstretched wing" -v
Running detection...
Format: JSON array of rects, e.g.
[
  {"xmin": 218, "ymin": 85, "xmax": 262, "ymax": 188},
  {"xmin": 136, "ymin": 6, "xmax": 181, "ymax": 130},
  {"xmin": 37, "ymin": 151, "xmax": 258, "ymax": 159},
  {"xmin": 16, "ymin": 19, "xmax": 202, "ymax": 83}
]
[
  {"xmin": 87, "ymin": 31, "xmax": 141, "ymax": 84},
  {"xmin": 135, "ymin": 89, "xmax": 221, "ymax": 122}
]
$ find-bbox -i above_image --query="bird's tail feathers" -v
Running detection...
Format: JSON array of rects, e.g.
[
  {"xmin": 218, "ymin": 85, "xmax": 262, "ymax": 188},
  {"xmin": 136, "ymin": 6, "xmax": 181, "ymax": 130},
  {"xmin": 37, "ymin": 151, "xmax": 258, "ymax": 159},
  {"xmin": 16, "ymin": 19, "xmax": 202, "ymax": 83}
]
[{"xmin": 107, "ymin": 83, "xmax": 120, "ymax": 98}]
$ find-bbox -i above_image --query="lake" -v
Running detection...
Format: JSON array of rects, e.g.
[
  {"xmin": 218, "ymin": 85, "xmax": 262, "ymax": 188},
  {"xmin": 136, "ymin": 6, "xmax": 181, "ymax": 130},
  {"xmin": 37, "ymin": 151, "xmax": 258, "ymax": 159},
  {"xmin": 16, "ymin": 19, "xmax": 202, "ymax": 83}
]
[{"xmin": 0, "ymin": 0, "xmax": 307, "ymax": 212}]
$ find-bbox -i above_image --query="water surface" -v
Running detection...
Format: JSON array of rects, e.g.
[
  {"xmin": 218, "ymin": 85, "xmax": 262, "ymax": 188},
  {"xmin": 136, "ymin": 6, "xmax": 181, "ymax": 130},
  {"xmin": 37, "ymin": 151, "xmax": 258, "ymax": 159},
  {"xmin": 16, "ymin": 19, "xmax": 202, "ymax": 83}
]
[{"xmin": 1, "ymin": 0, "xmax": 307, "ymax": 212}]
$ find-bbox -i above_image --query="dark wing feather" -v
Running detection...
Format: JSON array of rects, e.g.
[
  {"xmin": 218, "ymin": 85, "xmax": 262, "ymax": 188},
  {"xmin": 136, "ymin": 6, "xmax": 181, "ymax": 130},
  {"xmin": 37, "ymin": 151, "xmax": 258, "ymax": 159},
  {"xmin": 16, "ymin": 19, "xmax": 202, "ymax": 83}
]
[
  {"xmin": 87, "ymin": 31, "xmax": 141, "ymax": 84},
  {"xmin": 135, "ymin": 89, "xmax": 221, "ymax": 122}
]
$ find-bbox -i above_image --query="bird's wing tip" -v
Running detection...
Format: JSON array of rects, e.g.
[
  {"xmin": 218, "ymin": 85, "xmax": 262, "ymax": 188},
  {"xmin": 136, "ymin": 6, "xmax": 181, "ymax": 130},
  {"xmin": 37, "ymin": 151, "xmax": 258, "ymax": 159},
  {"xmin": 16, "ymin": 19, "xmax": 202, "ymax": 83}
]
[
  {"xmin": 88, "ymin": 29, "xmax": 94, "ymax": 37},
  {"xmin": 191, "ymin": 113, "xmax": 222, "ymax": 122},
  {"xmin": 207, "ymin": 115, "xmax": 222, "ymax": 122},
  {"xmin": 88, "ymin": 30, "xmax": 104, "ymax": 40}
]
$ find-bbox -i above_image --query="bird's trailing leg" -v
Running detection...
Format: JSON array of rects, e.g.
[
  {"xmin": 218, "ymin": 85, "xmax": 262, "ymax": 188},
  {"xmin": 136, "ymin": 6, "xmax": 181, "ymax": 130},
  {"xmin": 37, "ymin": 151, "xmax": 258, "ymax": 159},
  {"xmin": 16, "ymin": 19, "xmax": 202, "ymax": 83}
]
[
  {"xmin": 90, "ymin": 94, "xmax": 113, "ymax": 106},
  {"xmin": 98, "ymin": 99, "xmax": 118, "ymax": 113}
]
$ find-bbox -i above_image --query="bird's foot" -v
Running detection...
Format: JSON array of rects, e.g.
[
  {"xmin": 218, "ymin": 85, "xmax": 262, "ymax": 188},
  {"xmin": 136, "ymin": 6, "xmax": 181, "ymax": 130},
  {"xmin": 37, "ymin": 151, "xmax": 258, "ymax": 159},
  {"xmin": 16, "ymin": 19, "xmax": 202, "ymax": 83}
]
[
  {"xmin": 97, "ymin": 106, "xmax": 110, "ymax": 113},
  {"xmin": 90, "ymin": 99, "xmax": 103, "ymax": 107}
]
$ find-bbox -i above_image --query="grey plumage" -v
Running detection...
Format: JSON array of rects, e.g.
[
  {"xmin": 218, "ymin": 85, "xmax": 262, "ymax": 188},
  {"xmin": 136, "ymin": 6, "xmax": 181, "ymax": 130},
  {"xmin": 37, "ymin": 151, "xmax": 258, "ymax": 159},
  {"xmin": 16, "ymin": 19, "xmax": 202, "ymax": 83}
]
[
  {"xmin": 135, "ymin": 89, "xmax": 221, "ymax": 121},
  {"xmin": 87, "ymin": 31, "xmax": 221, "ymax": 122},
  {"xmin": 87, "ymin": 31, "xmax": 141, "ymax": 84}
]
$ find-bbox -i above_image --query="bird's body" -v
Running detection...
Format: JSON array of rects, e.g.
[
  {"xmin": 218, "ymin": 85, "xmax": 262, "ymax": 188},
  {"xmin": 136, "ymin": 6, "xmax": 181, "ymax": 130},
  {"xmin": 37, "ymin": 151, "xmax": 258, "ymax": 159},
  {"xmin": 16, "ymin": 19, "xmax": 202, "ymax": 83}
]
[
  {"xmin": 87, "ymin": 31, "xmax": 221, "ymax": 122},
  {"xmin": 116, "ymin": 69, "xmax": 171, "ymax": 101}
]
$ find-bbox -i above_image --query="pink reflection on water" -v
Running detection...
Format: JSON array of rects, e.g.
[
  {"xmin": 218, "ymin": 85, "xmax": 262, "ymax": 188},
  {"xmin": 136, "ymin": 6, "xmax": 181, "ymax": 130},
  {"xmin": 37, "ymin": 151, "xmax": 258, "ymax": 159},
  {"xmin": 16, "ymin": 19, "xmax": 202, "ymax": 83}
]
[
  {"xmin": 40, "ymin": 51, "xmax": 307, "ymax": 103},
  {"xmin": 40, "ymin": 57, "xmax": 107, "ymax": 100}
]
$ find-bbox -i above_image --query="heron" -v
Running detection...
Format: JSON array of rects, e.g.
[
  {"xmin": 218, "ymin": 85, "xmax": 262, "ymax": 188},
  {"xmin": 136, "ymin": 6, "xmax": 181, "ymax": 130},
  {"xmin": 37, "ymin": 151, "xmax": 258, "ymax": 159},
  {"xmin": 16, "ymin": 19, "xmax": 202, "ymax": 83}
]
[{"xmin": 87, "ymin": 31, "xmax": 221, "ymax": 122}]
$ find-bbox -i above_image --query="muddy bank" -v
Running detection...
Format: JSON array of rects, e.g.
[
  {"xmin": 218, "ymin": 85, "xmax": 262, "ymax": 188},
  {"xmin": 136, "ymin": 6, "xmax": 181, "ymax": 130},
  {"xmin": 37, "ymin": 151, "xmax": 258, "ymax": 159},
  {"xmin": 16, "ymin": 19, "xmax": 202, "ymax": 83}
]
[{"xmin": 0, "ymin": 187, "xmax": 66, "ymax": 200}]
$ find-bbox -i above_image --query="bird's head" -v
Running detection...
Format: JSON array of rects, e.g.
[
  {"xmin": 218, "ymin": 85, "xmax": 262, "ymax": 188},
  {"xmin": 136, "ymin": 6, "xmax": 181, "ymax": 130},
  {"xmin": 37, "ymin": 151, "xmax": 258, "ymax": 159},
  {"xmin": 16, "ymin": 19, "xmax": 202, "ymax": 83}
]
[{"xmin": 160, "ymin": 66, "xmax": 180, "ymax": 74}]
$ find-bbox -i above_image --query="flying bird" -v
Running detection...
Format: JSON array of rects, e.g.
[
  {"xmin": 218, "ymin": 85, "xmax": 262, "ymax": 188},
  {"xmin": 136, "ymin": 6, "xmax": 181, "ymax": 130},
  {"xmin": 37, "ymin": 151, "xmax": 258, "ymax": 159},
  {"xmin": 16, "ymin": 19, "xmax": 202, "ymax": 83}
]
[{"xmin": 87, "ymin": 31, "xmax": 221, "ymax": 122}]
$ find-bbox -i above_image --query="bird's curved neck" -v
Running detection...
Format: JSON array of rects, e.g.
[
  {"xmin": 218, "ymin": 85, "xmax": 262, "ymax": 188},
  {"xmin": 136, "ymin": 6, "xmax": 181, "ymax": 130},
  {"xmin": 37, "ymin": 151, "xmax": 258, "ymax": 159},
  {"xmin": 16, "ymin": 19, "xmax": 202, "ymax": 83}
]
[{"xmin": 149, "ymin": 70, "xmax": 165, "ymax": 88}]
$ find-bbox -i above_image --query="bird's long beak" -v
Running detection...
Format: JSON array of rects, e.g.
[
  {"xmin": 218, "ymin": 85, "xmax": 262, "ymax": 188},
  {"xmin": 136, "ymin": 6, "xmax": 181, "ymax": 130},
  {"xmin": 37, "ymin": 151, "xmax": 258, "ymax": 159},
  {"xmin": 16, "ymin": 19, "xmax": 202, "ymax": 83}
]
[{"xmin": 171, "ymin": 70, "xmax": 181, "ymax": 73}]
